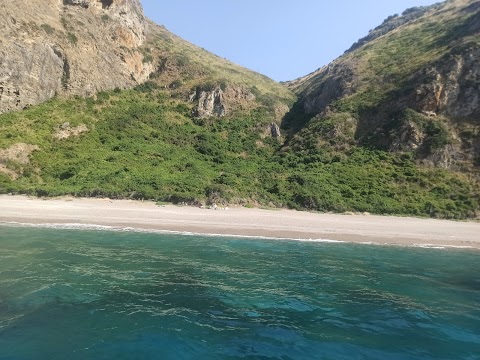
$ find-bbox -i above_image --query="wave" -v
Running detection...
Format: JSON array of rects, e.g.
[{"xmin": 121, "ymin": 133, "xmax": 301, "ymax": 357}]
[{"xmin": 0, "ymin": 221, "xmax": 474, "ymax": 250}]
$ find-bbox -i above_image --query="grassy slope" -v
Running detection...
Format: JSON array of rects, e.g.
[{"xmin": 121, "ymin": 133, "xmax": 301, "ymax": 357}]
[
  {"xmin": 142, "ymin": 22, "xmax": 295, "ymax": 106},
  {"xmin": 292, "ymin": 0, "xmax": 479, "ymax": 101}
]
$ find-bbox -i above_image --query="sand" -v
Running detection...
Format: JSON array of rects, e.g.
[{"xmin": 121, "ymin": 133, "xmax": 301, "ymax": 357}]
[{"xmin": 0, "ymin": 195, "xmax": 479, "ymax": 249}]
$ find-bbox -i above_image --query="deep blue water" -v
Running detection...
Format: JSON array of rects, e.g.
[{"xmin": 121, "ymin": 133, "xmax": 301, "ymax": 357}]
[{"xmin": 0, "ymin": 226, "xmax": 479, "ymax": 360}]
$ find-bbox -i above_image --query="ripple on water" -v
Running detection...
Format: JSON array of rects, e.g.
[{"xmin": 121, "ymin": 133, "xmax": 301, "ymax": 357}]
[{"xmin": 0, "ymin": 226, "xmax": 479, "ymax": 360}]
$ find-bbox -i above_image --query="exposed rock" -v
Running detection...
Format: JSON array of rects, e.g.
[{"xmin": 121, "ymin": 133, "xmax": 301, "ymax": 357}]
[
  {"xmin": 54, "ymin": 123, "xmax": 89, "ymax": 140},
  {"xmin": 189, "ymin": 85, "xmax": 256, "ymax": 118},
  {"xmin": 191, "ymin": 87, "xmax": 226, "ymax": 118},
  {"xmin": 64, "ymin": 0, "xmax": 90, "ymax": 8},
  {"xmin": 271, "ymin": 123, "xmax": 281, "ymax": 138},
  {"xmin": 414, "ymin": 46, "xmax": 480, "ymax": 118},
  {"xmin": 288, "ymin": 60, "xmax": 357, "ymax": 116},
  {"xmin": 0, "ymin": 43, "xmax": 64, "ymax": 113},
  {"xmin": 421, "ymin": 144, "xmax": 468, "ymax": 169},
  {"xmin": 63, "ymin": 0, "xmax": 146, "ymax": 46},
  {"xmin": 0, "ymin": 0, "xmax": 150, "ymax": 114},
  {"xmin": 389, "ymin": 120, "xmax": 424, "ymax": 152}
]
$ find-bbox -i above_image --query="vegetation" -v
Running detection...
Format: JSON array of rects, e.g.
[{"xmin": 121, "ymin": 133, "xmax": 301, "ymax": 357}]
[
  {"xmin": 67, "ymin": 32, "xmax": 78, "ymax": 45},
  {"xmin": 143, "ymin": 26, "xmax": 295, "ymax": 108},
  {"xmin": 290, "ymin": 4, "xmax": 480, "ymax": 152},
  {"xmin": 279, "ymin": 1, "xmax": 480, "ymax": 219},
  {"xmin": 0, "ymin": 87, "xmax": 477, "ymax": 219},
  {"xmin": 40, "ymin": 24, "xmax": 54, "ymax": 35}
]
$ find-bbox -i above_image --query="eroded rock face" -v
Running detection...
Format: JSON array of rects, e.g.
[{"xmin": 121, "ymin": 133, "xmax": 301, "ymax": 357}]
[
  {"xmin": 0, "ymin": 43, "xmax": 64, "ymax": 113},
  {"xmin": 295, "ymin": 61, "xmax": 357, "ymax": 116},
  {"xmin": 191, "ymin": 88, "xmax": 227, "ymax": 118},
  {"xmin": 63, "ymin": 0, "xmax": 145, "ymax": 45},
  {"xmin": 189, "ymin": 86, "xmax": 256, "ymax": 118},
  {"xmin": 414, "ymin": 46, "xmax": 480, "ymax": 118},
  {"xmin": 389, "ymin": 121, "xmax": 424, "ymax": 152},
  {"xmin": 64, "ymin": 0, "xmax": 90, "ymax": 7},
  {"xmin": 0, "ymin": 0, "xmax": 151, "ymax": 114},
  {"xmin": 270, "ymin": 123, "xmax": 281, "ymax": 138}
]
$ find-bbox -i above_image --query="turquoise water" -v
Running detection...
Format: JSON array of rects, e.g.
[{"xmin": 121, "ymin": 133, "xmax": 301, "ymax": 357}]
[{"xmin": 0, "ymin": 226, "xmax": 479, "ymax": 360}]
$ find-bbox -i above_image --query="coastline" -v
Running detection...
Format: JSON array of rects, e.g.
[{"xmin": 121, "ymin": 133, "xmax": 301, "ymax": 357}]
[{"xmin": 0, "ymin": 195, "xmax": 479, "ymax": 249}]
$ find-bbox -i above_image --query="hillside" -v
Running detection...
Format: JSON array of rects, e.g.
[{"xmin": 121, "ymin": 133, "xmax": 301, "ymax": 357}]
[
  {"xmin": 284, "ymin": 0, "xmax": 480, "ymax": 172},
  {"xmin": 0, "ymin": 0, "xmax": 478, "ymax": 219},
  {"xmin": 0, "ymin": 0, "xmax": 293, "ymax": 115}
]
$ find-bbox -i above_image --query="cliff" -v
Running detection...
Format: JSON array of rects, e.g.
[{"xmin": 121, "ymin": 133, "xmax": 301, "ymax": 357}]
[{"xmin": 0, "ymin": 0, "xmax": 152, "ymax": 114}]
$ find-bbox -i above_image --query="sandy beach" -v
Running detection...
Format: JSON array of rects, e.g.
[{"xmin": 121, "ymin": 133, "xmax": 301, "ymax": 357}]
[{"xmin": 0, "ymin": 195, "xmax": 478, "ymax": 249}]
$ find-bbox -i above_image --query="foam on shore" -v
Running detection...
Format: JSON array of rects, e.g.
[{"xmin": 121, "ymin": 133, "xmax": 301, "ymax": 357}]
[{"xmin": 1, "ymin": 221, "xmax": 474, "ymax": 250}]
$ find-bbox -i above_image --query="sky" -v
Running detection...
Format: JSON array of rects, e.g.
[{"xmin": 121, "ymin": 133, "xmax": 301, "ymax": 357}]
[{"xmin": 141, "ymin": 0, "xmax": 439, "ymax": 82}]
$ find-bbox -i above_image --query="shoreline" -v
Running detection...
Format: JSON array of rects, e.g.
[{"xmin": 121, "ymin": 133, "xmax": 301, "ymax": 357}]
[{"xmin": 0, "ymin": 195, "xmax": 479, "ymax": 250}]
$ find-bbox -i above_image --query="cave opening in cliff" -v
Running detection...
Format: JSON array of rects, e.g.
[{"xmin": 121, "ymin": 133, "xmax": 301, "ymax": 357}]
[{"xmin": 100, "ymin": 0, "xmax": 114, "ymax": 9}]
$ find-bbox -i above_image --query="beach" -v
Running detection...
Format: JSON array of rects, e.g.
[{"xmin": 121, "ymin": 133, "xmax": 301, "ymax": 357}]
[{"xmin": 0, "ymin": 195, "xmax": 478, "ymax": 249}]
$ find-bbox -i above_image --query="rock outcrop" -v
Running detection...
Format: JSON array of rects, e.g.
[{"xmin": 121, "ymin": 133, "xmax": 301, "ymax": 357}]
[
  {"xmin": 0, "ymin": 0, "xmax": 152, "ymax": 114},
  {"xmin": 190, "ymin": 87, "xmax": 227, "ymax": 118},
  {"xmin": 0, "ymin": 43, "xmax": 64, "ymax": 113},
  {"xmin": 189, "ymin": 85, "xmax": 256, "ymax": 118},
  {"xmin": 299, "ymin": 61, "xmax": 357, "ymax": 116},
  {"xmin": 413, "ymin": 45, "xmax": 480, "ymax": 118},
  {"xmin": 270, "ymin": 123, "xmax": 281, "ymax": 138}
]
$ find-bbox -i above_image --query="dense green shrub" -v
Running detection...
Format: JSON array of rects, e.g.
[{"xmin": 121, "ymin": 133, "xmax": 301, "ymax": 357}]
[{"xmin": 0, "ymin": 88, "xmax": 477, "ymax": 219}]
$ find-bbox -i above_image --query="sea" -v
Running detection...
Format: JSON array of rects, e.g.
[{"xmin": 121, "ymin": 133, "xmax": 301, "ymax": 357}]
[{"xmin": 0, "ymin": 225, "xmax": 479, "ymax": 360}]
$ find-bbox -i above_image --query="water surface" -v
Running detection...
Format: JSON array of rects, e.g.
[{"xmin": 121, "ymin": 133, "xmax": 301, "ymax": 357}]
[{"xmin": 0, "ymin": 226, "xmax": 479, "ymax": 359}]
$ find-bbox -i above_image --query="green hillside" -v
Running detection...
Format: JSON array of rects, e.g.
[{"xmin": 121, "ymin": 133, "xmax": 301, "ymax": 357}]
[
  {"xmin": 0, "ymin": 84, "xmax": 477, "ymax": 218},
  {"xmin": 285, "ymin": 0, "xmax": 479, "ymax": 169}
]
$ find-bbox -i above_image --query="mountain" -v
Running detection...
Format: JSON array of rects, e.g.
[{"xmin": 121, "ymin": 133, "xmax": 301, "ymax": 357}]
[
  {"xmin": 0, "ymin": 0, "xmax": 478, "ymax": 218},
  {"xmin": 0, "ymin": 0, "xmax": 293, "ymax": 115},
  {"xmin": 284, "ymin": 0, "xmax": 479, "ymax": 172}
]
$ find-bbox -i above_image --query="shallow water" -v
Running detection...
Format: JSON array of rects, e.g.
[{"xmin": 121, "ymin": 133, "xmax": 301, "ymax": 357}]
[{"xmin": 0, "ymin": 226, "xmax": 479, "ymax": 360}]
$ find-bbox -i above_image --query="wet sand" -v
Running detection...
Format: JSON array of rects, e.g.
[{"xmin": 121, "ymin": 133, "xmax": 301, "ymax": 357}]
[{"xmin": 0, "ymin": 195, "xmax": 479, "ymax": 249}]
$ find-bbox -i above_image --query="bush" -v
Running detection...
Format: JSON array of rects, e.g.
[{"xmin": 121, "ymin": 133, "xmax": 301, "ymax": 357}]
[
  {"xmin": 67, "ymin": 32, "xmax": 78, "ymax": 45},
  {"xmin": 40, "ymin": 24, "xmax": 54, "ymax": 34}
]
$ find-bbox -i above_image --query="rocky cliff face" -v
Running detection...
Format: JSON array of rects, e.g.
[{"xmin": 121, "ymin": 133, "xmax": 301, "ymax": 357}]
[
  {"xmin": 286, "ymin": 60, "xmax": 357, "ymax": 116},
  {"xmin": 0, "ymin": 0, "xmax": 151, "ymax": 114},
  {"xmin": 413, "ymin": 45, "xmax": 480, "ymax": 118},
  {"xmin": 189, "ymin": 85, "xmax": 257, "ymax": 118}
]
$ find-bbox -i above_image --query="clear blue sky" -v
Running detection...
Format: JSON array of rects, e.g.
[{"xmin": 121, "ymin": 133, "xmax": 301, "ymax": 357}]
[{"xmin": 141, "ymin": 0, "xmax": 439, "ymax": 81}]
